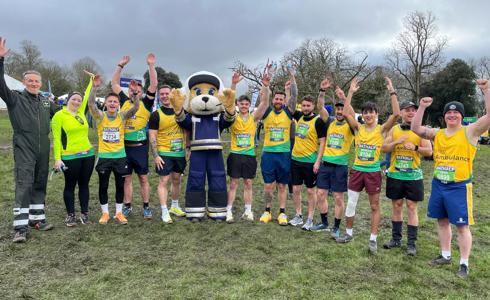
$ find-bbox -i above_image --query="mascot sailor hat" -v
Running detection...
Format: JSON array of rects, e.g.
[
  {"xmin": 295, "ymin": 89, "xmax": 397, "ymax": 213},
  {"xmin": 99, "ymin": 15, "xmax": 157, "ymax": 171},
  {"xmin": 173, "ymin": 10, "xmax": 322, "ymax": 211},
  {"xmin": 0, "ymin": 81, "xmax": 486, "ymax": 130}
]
[{"xmin": 183, "ymin": 71, "xmax": 225, "ymax": 115}]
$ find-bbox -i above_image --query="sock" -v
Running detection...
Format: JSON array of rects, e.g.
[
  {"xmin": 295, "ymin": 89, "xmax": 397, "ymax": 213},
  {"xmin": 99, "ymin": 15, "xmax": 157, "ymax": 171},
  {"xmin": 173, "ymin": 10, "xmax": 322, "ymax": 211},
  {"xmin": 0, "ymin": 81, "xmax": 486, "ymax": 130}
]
[
  {"xmin": 441, "ymin": 250, "xmax": 451, "ymax": 259},
  {"xmin": 244, "ymin": 204, "xmax": 252, "ymax": 212},
  {"xmin": 369, "ymin": 234, "xmax": 377, "ymax": 241},
  {"xmin": 460, "ymin": 258, "xmax": 469, "ymax": 266},
  {"xmin": 346, "ymin": 228, "xmax": 353, "ymax": 236},
  {"xmin": 334, "ymin": 218, "xmax": 341, "ymax": 229},
  {"xmin": 161, "ymin": 205, "xmax": 169, "ymax": 215},
  {"xmin": 124, "ymin": 203, "xmax": 131, "ymax": 208},
  {"xmin": 143, "ymin": 202, "xmax": 149, "ymax": 208},
  {"xmin": 307, "ymin": 217, "xmax": 313, "ymax": 223},
  {"xmin": 171, "ymin": 200, "xmax": 179, "ymax": 208},
  {"xmin": 115, "ymin": 203, "xmax": 123, "ymax": 214},
  {"xmin": 265, "ymin": 207, "xmax": 271, "ymax": 212},
  {"xmin": 227, "ymin": 205, "xmax": 233, "ymax": 213},
  {"xmin": 320, "ymin": 213, "xmax": 328, "ymax": 226},
  {"xmin": 279, "ymin": 208, "xmax": 285, "ymax": 214},
  {"xmin": 100, "ymin": 204, "xmax": 109, "ymax": 214}
]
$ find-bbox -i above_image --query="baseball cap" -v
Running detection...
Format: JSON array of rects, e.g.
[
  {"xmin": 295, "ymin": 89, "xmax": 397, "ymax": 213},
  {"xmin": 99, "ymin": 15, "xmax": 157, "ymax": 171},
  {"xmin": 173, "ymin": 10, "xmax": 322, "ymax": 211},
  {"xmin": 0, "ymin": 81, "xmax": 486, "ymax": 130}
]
[{"xmin": 400, "ymin": 100, "xmax": 418, "ymax": 110}]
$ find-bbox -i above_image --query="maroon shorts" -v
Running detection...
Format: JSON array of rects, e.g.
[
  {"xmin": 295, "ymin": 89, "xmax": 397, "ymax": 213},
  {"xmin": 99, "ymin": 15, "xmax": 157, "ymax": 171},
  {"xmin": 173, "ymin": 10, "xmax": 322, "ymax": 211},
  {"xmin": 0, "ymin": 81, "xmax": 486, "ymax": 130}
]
[{"xmin": 348, "ymin": 169, "xmax": 382, "ymax": 194}]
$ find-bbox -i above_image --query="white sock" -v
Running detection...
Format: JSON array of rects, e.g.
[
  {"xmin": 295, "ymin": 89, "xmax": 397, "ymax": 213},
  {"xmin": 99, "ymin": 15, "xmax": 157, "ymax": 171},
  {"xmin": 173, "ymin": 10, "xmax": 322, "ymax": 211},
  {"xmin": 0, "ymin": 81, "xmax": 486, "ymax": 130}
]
[
  {"xmin": 370, "ymin": 234, "xmax": 377, "ymax": 241},
  {"xmin": 115, "ymin": 203, "xmax": 123, "ymax": 214},
  {"xmin": 346, "ymin": 228, "xmax": 353, "ymax": 236},
  {"xmin": 460, "ymin": 258, "xmax": 469, "ymax": 266},
  {"xmin": 101, "ymin": 204, "xmax": 109, "ymax": 214},
  {"xmin": 227, "ymin": 205, "xmax": 233, "ymax": 213},
  {"xmin": 442, "ymin": 250, "xmax": 451, "ymax": 259},
  {"xmin": 161, "ymin": 205, "xmax": 169, "ymax": 215},
  {"xmin": 244, "ymin": 204, "xmax": 252, "ymax": 212},
  {"xmin": 171, "ymin": 200, "xmax": 179, "ymax": 208}
]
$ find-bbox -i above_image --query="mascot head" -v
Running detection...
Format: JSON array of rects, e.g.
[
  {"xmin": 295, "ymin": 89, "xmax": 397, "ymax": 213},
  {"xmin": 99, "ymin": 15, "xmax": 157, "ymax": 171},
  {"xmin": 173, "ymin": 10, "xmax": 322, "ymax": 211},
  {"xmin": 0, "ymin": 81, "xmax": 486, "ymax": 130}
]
[{"xmin": 185, "ymin": 71, "xmax": 224, "ymax": 115}]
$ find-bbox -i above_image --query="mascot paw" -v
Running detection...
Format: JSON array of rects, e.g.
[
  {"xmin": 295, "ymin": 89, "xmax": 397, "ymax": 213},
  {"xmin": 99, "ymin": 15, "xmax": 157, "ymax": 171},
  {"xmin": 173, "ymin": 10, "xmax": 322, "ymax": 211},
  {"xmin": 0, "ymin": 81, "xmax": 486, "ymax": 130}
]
[
  {"xmin": 219, "ymin": 88, "xmax": 236, "ymax": 114},
  {"xmin": 169, "ymin": 88, "xmax": 186, "ymax": 113}
]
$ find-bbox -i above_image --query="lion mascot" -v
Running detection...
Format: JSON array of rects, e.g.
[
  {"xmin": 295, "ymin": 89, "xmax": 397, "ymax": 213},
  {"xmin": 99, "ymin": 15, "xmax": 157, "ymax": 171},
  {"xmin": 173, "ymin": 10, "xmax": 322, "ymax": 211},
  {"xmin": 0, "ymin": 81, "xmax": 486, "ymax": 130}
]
[{"xmin": 169, "ymin": 71, "xmax": 236, "ymax": 221}]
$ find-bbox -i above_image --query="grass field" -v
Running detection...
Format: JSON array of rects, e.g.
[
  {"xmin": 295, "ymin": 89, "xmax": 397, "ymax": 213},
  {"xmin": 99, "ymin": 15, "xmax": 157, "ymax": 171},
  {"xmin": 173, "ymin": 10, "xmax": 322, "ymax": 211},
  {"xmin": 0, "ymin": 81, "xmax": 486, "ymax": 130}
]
[{"xmin": 0, "ymin": 110, "xmax": 489, "ymax": 299}]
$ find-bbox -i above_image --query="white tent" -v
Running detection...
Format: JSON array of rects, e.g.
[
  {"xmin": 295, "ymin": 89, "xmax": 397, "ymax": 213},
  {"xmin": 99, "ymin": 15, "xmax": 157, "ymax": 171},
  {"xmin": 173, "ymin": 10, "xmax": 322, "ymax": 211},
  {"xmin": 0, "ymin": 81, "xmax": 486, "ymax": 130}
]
[{"xmin": 0, "ymin": 74, "xmax": 24, "ymax": 109}]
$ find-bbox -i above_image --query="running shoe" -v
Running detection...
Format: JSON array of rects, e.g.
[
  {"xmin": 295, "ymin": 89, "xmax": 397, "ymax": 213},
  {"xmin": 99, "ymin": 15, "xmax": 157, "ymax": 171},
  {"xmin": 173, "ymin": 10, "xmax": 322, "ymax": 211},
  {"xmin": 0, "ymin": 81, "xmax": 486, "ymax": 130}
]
[
  {"xmin": 330, "ymin": 227, "xmax": 341, "ymax": 239},
  {"xmin": 383, "ymin": 239, "xmax": 401, "ymax": 249},
  {"xmin": 259, "ymin": 211, "xmax": 272, "ymax": 223},
  {"xmin": 277, "ymin": 213, "xmax": 288, "ymax": 226},
  {"xmin": 12, "ymin": 230, "xmax": 27, "ymax": 243},
  {"xmin": 336, "ymin": 233, "xmax": 353, "ymax": 243},
  {"xmin": 80, "ymin": 213, "xmax": 91, "ymax": 225},
  {"xmin": 161, "ymin": 212, "xmax": 173, "ymax": 224},
  {"xmin": 64, "ymin": 214, "xmax": 77, "ymax": 227},
  {"xmin": 368, "ymin": 240, "xmax": 378, "ymax": 254},
  {"xmin": 429, "ymin": 255, "xmax": 452, "ymax": 266},
  {"xmin": 122, "ymin": 206, "xmax": 132, "ymax": 217},
  {"xmin": 407, "ymin": 244, "xmax": 417, "ymax": 256},
  {"xmin": 29, "ymin": 220, "xmax": 54, "ymax": 231},
  {"xmin": 457, "ymin": 264, "xmax": 469, "ymax": 279},
  {"xmin": 169, "ymin": 206, "xmax": 186, "ymax": 217},
  {"xmin": 226, "ymin": 211, "xmax": 234, "ymax": 223},
  {"xmin": 241, "ymin": 211, "xmax": 254, "ymax": 221},
  {"xmin": 143, "ymin": 206, "xmax": 153, "ymax": 220},
  {"xmin": 98, "ymin": 213, "xmax": 110, "ymax": 225},
  {"xmin": 310, "ymin": 223, "xmax": 329, "ymax": 232},
  {"xmin": 302, "ymin": 219, "xmax": 314, "ymax": 231},
  {"xmin": 114, "ymin": 212, "xmax": 128, "ymax": 225},
  {"xmin": 288, "ymin": 214, "xmax": 303, "ymax": 227}
]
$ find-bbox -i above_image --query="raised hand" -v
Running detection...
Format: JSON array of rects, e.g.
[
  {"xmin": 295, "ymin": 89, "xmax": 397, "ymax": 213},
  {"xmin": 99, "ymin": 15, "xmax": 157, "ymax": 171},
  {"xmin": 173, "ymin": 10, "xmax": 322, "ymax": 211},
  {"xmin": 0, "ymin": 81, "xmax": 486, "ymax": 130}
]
[
  {"xmin": 349, "ymin": 78, "xmax": 360, "ymax": 93},
  {"xmin": 335, "ymin": 86, "xmax": 346, "ymax": 100},
  {"xmin": 231, "ymin": 71, "xmax": 243, "ymax": 85},
  {"xmin": 284, "ymin": 80, "xmax": 291, "ymax": 91},
  {"xmin": 320, "ymin": 78, "xmax": 332, "ymax": 90},
  {"xmin": 146, "ymin": 53, "xmax": 155, "ymax": 65},
  {"xmin": 385, "ymin": 77, "xmax": 395, "ymax": 93},
  {"xmin": 83, "ymin": 70, "xmax": 96, "ymax": 79},
  {"xmin": 129, "ymin": 80, "xmax": 139, "ymax": 95},
  {"xmin": 261, "ymin": 70, "xmax": 271, "ymax": 87},
  {"xmin": 119, "ymin": 55, "xmax": 130, "ymax": 67},
  {"xmin": 0, "ymin": 37, "xmax": 10, "ymax": 57},
  {"xmin": 476, "ymin": 79, "xmax": 489, "ymax": 91},
  {"xmin": 419, "ymin": 97, "xmax": 433, "ymax": 108}
]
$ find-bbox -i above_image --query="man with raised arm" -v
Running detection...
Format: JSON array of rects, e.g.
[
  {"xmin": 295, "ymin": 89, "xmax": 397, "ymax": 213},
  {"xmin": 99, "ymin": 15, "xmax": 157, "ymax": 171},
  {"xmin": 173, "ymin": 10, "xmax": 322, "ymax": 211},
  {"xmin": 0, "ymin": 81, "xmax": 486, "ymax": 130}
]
[
  {"xmin": 259, "ymin": 65, "xmax": 298, "ymax": 226},
  {"xmin": 0, "ymin": 37, "xmax": 58, "ymax": 242},
  {"xmin": 335, "ymin": 77, "xmax": 400, "ymax": 254},
  {"xmin": 411, "ymin": 79, "xmax": 490, "ymax": 278},
  {"xmin": 88, "ymin": 76, "xmax": 140, "ymax": 225},
  {"xmin": 111, "ymin": 54, "xmax": 157, "ymax": 219},
  {"xmin": 225, "ymin": 71, "xmax": 271, "ymax": 223},
  {"xmin": 381, "ymin": 100, "xmax": 432, "ymax": 256}
]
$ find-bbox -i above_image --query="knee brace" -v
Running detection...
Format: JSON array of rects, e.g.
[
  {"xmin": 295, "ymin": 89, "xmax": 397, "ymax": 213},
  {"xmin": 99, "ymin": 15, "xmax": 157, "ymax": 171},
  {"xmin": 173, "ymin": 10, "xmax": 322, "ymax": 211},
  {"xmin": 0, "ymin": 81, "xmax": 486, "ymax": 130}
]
[{"xmin": 345, "ymin": 190, "xmax": 360, "ymax": 217}]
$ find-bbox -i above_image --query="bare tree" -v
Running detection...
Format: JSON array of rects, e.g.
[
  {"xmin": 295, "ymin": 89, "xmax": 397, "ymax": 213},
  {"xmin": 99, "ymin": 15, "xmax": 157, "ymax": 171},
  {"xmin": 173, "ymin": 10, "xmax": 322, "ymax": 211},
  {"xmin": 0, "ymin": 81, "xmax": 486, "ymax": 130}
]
[
  {"xmin": 5, "ymin": 40, "xmax": 43, "ymax": 79},
  {"xmin": 71, "ymin": 57, "xmax": 102, "ymax": 92},
  {"xmin": 386, "ymin": 11, "xmax": 447, "ymax": 101}
]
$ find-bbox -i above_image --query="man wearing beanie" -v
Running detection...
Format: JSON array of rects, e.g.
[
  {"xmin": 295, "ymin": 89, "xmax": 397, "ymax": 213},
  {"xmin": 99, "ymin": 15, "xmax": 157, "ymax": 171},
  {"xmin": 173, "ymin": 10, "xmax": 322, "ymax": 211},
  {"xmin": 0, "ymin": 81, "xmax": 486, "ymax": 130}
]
[{"xmin": 411, "ymin": 79, "xmax": 490, "ymax": 278}]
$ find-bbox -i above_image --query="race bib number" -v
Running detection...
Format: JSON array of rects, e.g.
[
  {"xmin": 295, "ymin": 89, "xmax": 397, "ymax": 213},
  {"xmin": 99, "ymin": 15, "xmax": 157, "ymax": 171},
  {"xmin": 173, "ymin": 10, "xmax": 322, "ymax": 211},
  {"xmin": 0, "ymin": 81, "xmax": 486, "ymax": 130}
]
[
  {"xmin": 327, "ymin": 133, "xmax": 344, "ymax": 149},
  {"xmin": 102, "ymin": 127, "xmax": 120, "ymax": 143},
  {"xmin": 434, "ymin": 166, "xmax": 455, "ymax": 182},
  {"xmin": 395, "ymin": 155, "xmax": 413, "ymax": 172},
  {"xmin": 296, "ymin": 123, "xmax": 309, "ymax": 139},
  {"xmin": 236, "ymin": 133, "xmax": 251, "ymax": 148},
  {"xmin": 270, "ymin": 127, "xmax": 285, "ymax": 142},
  {"xmin": 170, "ymin": 138, "xmax": 184, "ymax": 152},
  {"xmin": 357, "ymin": 144, "xmax": 376, "ymax": 161}
]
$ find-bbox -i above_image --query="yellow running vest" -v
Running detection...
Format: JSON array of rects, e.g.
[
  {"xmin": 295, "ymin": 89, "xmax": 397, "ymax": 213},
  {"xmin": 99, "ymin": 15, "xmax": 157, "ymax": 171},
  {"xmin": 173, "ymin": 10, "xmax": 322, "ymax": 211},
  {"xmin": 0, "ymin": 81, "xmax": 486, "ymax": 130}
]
[
  {"xmin": 323, "ymin": 120, "xmax": 354, "ymax": 166},
  {"xmin": 97, "ymin": 113, "xmax": 126, "ymax": 158},
  {"xmin": 387, "ymin": 125, "xmax": 423, "ymax": 180},
  {"xmin": 121, "ymin": 101, "xmax": 151, "ymax": 141},
  {"xmin": 353, "ymin": 124, "xmax": 384, "ymax": 172},
  {"xmin": 263, "ymin": 108, "xmax": 291, "ymax": 152},
  {"xmin": 156, "ymin": 109, "xmax": 185, "ymax": 157},
  {"xmin": 230, "ymin": 114, "xmax": 256, "ymax": 156},
  {"xmin": 292, "ymin": 115, "xmax": 319, "ymax": 163},
  {"xmin": 433, "ymin": 127, "xmax": 476, "ymax": 182}
]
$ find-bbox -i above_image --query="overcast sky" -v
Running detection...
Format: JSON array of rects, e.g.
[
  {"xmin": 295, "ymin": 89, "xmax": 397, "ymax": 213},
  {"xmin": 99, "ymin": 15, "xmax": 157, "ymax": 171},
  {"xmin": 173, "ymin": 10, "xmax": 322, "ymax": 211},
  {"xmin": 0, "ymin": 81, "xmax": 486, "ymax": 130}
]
[{"xmin": 1, "ymin": 0, "xmax": 489, "ymax": 89}]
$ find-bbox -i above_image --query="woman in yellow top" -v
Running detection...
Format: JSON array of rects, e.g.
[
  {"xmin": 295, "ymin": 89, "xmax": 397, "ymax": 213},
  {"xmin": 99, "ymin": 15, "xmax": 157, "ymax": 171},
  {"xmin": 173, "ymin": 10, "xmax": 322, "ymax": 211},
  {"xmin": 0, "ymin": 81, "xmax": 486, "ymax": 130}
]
[
  {"xmin": 51, "ymin": 77, "xmax": 94, "ymax": 226},
  {"xmin": 88, "ymin": 75, "xmax": 140, "ymax": 225},
  {"xmin": 411, "ymin": 79, "xmax": 490, "ymax": 278}
]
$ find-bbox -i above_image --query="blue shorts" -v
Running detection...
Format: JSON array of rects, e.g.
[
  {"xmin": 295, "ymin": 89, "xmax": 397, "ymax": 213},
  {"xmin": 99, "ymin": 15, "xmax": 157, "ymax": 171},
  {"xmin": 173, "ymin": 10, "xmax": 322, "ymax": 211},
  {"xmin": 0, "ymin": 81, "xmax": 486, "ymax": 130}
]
[
  {"xmin": 428, "ymin": 179, "xmax": 474, "ymax": 225},
  {"xmin": 124, "ymin": 143, "xmax": 149, "ymax": 175},
  {"xmin": 261, "ymin": 152, "xmax": 290, "ymax": 184},
  {"xmin": 316, "ymin": 161, "xmax": 348, "ymax": 192}
]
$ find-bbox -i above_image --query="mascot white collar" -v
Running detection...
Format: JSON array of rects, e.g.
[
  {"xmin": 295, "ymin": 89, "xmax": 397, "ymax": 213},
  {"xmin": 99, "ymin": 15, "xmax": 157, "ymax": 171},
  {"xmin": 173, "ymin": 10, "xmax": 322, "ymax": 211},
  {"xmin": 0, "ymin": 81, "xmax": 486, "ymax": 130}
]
[{"xmin": 184, "ymin": 71, "xmax": 224, "ymax": 115}]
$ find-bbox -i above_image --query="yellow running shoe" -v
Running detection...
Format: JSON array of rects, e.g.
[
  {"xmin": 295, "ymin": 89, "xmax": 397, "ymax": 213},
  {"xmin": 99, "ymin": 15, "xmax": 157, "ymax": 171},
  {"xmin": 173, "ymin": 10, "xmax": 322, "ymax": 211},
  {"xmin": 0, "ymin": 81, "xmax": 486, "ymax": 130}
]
[
  {"xmin": 277, "ymin": 213, "xmax": 288, "ymax": 226},
  {"xmin": 169, "ymin": 206, "xmax": 186, "ymax": 217},
  {"xmin": 259, "ymin": 211, "xmax": 272, "ymax": 223},
  {"xmin": 98, "ymin": 212, "xmax": 110, "ymax": 225},
  {"xmin": 114, "ymin": 212, "xmax": 128, "ymax": 225}
]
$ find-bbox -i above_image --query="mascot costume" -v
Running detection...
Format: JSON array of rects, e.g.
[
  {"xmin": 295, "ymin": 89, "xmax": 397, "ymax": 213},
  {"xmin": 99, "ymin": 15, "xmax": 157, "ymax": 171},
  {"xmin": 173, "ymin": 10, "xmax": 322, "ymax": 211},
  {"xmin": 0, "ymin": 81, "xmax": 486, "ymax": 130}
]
[{"xmin": 169, "ymin": 71, "xmax": 236, "ymax": 221}]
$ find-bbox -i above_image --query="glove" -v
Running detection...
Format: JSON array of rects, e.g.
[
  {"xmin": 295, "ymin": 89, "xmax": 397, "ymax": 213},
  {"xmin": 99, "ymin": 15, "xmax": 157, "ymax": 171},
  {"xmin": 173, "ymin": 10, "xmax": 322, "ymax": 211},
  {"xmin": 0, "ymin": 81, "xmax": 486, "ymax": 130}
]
[
  {"xmin": 169, "ymin": 88, "xmax": 186, "ymax": 114},
  {"xmin": 219, "ymin": 88, "xmax": 236, "ymax": 115}
]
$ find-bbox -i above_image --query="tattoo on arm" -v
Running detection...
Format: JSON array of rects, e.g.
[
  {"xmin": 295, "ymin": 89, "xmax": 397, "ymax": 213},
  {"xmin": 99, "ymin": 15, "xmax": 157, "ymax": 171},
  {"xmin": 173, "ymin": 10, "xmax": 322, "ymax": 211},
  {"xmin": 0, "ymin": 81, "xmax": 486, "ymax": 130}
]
[
  {"xmin": 287, "ymin": 82, "xmax": 298, "ymax": 113},
  {"xmin": 121, "ymin": 96, "xmax": 140, "ymax": 120},
  {"xmin": 88, "ymin": 88, "xmax": 103, "ymax": 121},
  {"xmin": 150, "ymin": 138, "xmax": 159, "ymax": 158}
]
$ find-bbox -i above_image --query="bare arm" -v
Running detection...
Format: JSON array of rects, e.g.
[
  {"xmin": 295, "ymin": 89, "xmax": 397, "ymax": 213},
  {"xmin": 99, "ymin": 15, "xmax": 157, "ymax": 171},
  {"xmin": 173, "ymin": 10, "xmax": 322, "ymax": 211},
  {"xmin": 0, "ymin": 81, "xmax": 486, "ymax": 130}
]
[
  {"xmin": 147, "ymin": 53, "xmax": 157, "ymax": 95},
  {"xmin": 411, "ymin": 97, "xmax": 437, "ymax": 140},
  {"xmin": 111, "ymin": 55, "xmax": 130, "ymax": 94},
  {"xmin": 381, "ymin": 77, "xmax": 400, "ymax": 135},
  {"xmin": 252, "ymin": 71, "xmax": 272, "ymax": 122},
  {"xmin": 313, "ymin": 137, "xmax": 326, "ymax": 174},
  {"xmin": 121, "ymin": 93, "xmax": 140, "ymax": 121},
  {"xmin": 468, "ymin": 79, "xmax": 490, "ymax": 142},
  {"xmin": 286, "ymin": 69, "xmax": 298, "ymax": 114},
  {"xmin": 317, "ymin": 78, "xmax": 332, "ymax": 122},
  {"xmin": 88, "ymin": 75, "xmax": 104, "ymax": 121},
  {"xmin": 341, "ymin": 80, "xmax": 360, "ymax": 131},
  {"xmin": 417, "ymin": 138, "xmax": 433, "ymax": 157}
]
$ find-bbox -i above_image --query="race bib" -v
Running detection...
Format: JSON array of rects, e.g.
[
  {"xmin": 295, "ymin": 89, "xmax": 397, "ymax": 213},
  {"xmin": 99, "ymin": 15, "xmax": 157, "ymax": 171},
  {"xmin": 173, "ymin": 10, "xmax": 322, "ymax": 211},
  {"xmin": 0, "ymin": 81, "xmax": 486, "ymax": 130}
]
[
  {"xmin": 434, "ymin": 166, "xmax": 455, "ymax": 182},
  {"xmin": 357, "ymin": 143, "xmax": 376, "ymax": 161},
  {"xmin": 270, "ymin": 127, "xmax": 285, "ymax": 142},
  {"xmin": 236, "ymin": 133, "xmax": 251, "ymax": 148},
  {"xmin": 170, "ymin": 138, "xmax": 184, "ymax": 152},
  {"xmin": 102, "ymin": 127, "xmax": 120, "ymax": 143},
  {"xmin": 327, "ymin": 133, "xmax": 344, "ymax": 149},
  {"xmin": 296, "ymin": 123, "xmax": 309, "ymax": 139},
  {"xmin": 395, "ymin": 155, "xmax": 413, "ymax": 172}
]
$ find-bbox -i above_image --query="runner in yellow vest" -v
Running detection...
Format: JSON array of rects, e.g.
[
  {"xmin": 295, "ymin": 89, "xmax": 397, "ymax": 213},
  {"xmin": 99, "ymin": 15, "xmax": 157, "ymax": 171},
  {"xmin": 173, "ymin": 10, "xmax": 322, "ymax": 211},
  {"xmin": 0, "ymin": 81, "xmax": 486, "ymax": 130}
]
[
  {"xmin": 111, "ymin": 54, "xmax": 157, "ymax": 219},
  {"xmin": 148, "ymin": 84, "xmax": 187, "ymax": 224},
  {"xmin": 381, "ymin": 100, "xmax": 432, "ymax": 256},
  {"xmin": 225, "ymin": 71, "xmax": 271, "ymax": 223},
  {"xmin": 335, "ymin": 77, "xmax": 400, "ymax": 255},
  {"xmin": 411, "ymin": 79, "xmax": 490, "ymax": 278},
  {"xmin": 88, "ymin": 76, "xmax": 140, "ymax": 225}
]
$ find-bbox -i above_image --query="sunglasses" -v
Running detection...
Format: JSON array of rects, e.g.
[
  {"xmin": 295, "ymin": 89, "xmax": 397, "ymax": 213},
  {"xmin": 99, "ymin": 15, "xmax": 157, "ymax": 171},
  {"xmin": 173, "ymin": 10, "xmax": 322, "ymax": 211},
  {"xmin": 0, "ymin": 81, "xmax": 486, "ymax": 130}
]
[{"xmin": 74, "ymin": 115, "xmax": 85, "ymax": 125}]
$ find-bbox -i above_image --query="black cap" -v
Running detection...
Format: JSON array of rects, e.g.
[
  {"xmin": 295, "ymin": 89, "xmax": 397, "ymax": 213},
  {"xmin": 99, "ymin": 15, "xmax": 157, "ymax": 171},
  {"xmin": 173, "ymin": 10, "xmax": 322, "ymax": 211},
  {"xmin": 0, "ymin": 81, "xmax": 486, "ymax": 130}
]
[
  {"xmin": 400, "ymin": 100, "xmax": 418, "ymax": 110},
  {"xmin": 334, "ymin": 100, "xmax": 344, "ymax": 107},
  {"xmin": 443, "ymin": 101, "xmax": 464, "ymax": 117}
]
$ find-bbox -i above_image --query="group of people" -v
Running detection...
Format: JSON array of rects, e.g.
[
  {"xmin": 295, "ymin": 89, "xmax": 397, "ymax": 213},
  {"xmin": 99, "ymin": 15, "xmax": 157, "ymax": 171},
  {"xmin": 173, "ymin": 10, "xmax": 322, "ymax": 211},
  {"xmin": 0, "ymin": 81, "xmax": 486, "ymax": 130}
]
[{"xmin": 1, "ymin": 36, "xmax": 489, "ymax": 279}]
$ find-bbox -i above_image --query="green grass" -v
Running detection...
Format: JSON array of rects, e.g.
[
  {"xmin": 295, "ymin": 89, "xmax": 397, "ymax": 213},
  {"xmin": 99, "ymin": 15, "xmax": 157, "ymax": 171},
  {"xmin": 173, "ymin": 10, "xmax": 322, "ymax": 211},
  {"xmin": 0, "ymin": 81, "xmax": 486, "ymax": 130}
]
[{"xmin": 0, "ymin": 111, "xmax": 489, "ymax": 299}]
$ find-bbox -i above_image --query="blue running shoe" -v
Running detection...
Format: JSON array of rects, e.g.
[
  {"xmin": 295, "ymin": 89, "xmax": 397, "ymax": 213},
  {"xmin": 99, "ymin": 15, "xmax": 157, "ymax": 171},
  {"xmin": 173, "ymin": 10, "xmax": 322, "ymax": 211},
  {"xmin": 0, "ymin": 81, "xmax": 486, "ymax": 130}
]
[
  {"xmin": 330, "ymin": 227, "xmax": 341, "ymax": 239},
  {"xmin": 122, "ymin": 206, "xmax": 132, "ymax": 217},
  {"xmin": 143, "ymin": 206, "xmax": 153, "ymax": 220},
  {"xmin": 310, "ymin": 223, "xmax": 329, "ymax": 232}
]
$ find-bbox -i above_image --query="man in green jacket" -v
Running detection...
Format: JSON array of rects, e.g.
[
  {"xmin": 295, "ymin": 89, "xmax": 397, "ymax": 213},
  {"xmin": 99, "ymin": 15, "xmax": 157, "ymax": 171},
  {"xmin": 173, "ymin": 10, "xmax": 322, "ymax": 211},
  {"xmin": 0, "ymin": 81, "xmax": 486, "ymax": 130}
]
[{"xmin": 0, "ymin": 37, "xmax": 58, "ymax": 242}]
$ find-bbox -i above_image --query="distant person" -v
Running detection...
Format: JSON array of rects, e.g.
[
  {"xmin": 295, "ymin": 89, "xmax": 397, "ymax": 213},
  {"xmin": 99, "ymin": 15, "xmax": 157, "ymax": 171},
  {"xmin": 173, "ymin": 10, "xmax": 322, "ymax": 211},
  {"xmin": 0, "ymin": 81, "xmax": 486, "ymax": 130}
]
[
  {"xmin": 0, "ymin": 37, "xmax": 58, "ymax": 243},
  {"xmin": 411, "ymin": 79, "xmax": 490, "ymax": 278}
]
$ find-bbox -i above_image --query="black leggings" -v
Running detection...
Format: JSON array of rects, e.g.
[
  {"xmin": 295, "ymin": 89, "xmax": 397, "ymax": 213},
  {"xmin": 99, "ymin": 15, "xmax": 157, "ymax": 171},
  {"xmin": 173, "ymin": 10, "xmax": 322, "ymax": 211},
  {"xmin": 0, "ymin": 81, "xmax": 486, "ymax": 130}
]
[
  {"xmin": 63, "ymin": 155, "xmax": 95, "ymax": 214},
  {"xmin": 98, "ymin": 170, "xmax": 124, "ymax": 205}
]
